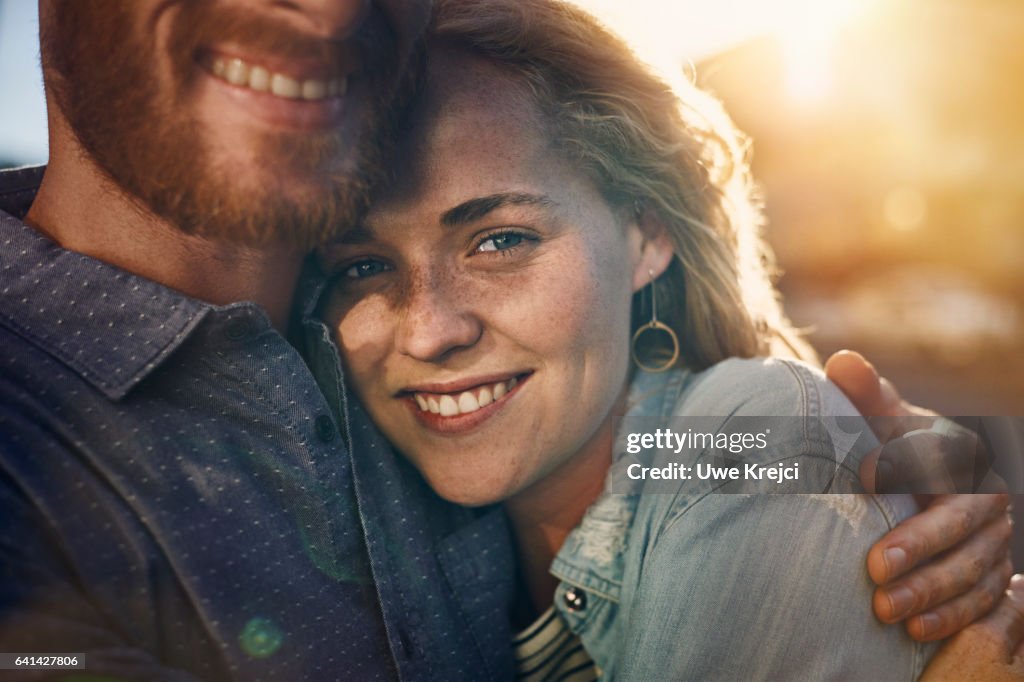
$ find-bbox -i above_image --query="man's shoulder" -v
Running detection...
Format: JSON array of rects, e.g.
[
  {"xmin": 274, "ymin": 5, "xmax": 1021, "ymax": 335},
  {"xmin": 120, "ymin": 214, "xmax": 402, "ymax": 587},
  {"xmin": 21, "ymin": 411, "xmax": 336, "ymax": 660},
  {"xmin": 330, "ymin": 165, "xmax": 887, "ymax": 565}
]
[
  {"xmin": 0, "ymin": 324, "xmax": 96, "ymax": 483},
  {"xmin": 0, "ymin": 322, "xmax": 78, "ymax": 405}
]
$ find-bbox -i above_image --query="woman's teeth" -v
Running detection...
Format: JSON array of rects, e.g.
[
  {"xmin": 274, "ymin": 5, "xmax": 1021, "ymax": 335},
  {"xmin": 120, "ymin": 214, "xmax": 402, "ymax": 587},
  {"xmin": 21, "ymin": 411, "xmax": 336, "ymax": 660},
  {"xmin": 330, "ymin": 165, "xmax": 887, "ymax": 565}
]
[
  {"xmin": 210, "ymin": 56, "xmax": 347, "ymax": 101},
  {"xmin": 414, "ymin": 378, "xmax": 518, "ymax": 417}
]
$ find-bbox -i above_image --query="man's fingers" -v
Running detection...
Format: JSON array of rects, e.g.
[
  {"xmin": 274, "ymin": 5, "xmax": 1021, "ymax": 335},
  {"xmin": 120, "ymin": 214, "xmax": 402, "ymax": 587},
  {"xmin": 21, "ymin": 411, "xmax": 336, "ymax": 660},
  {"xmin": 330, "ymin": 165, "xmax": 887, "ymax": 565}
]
[
  {"xmin": 868, "ymin": 493, "xmax": 1011, "ymax": 584},
  {"xmin": 827, "ymin": 350, "xmax": 995, "ymax": 496},
  {"xmin": 875, "ymin": 433, "xmax": 969, "ymax": 494},
  {"xmin": 1008, "ymin": 575, "xmax": 1024, "ymax": 659},
  {"xmin": 824, "ymin": 349, "xmax": 930, "ymax": 422},
  {"xmin": 825, "ymin": 350, "xmax": 892, "ymax": 417},
  {"xmin": 877, "ymin": 378, "xmax": 905, "ymax": 415},
  {"xmin": 865, "ymin": 424, "xmax": 994, "ymax": 494},
  {"xmin": 873, "ymin": 514, "xmax": 1012, "ymax": 626},
  {"xmin": 904, "ymin": 559, "xmax": 1014, "ymax": 641}
]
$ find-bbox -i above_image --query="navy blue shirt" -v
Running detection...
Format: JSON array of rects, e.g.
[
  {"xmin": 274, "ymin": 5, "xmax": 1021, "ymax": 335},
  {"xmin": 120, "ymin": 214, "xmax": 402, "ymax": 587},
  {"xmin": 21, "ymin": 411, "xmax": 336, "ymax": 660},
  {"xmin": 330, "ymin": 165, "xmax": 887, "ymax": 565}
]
[{"xmin": 0, "ymin": 166, "xmax": 515, "ymax": 681}]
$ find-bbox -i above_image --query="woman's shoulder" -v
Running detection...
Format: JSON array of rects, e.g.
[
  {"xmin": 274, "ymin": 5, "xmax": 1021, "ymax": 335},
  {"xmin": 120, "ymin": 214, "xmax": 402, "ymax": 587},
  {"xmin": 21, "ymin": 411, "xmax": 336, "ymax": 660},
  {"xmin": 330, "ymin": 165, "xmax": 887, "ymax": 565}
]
[
  {"xmin": 671, "ymin": 356, "xmax": 862, "ymax": 420},
  {"xmin": 634, "ymin": 356, "xmax": 880, "ymax": 497},
  {"xmin": 613, "ymin": 360, "xmax": 929, "ymax": 679}
]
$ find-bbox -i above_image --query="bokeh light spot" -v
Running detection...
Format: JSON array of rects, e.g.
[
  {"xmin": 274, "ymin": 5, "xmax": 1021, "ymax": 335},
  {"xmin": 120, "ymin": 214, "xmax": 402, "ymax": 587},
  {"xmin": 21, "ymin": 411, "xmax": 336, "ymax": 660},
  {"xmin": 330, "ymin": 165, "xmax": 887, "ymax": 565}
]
[
  {"xmin": 883, "ymin": 186, "xmax": 928, "ymax": 231},
  {"xmin": 240, "ymin": 617, "xmax": 284, "ymax": 658}
]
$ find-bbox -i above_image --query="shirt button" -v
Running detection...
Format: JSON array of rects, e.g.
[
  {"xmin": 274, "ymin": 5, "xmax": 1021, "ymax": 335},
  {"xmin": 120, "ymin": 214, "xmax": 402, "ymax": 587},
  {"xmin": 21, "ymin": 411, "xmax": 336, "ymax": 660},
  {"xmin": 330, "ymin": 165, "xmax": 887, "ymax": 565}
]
[
  {"xmin": 563, "ymin": 587, "xmax": 587, "ymax": 612},
  {"xmin": 314, "ymin": 414, "xmax": 337, "ymax": 443},
  {"xmin": 225, "ymin": 318, "xmax": 256, "ymax": 341}
]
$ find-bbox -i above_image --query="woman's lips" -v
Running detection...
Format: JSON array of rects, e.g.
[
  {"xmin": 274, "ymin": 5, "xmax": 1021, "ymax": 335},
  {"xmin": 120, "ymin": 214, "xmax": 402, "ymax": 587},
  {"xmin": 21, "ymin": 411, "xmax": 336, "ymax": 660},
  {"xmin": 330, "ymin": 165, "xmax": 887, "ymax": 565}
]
[{"xmin": 402, "ymin": 373, "xmax": 530, "ymax": 434}]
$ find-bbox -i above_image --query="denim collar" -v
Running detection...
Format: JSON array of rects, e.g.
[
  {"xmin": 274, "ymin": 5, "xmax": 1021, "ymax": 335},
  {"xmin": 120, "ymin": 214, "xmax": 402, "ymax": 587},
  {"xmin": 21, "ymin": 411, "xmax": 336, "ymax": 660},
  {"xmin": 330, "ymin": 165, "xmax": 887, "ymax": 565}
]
[{"xmin": 549, "ymin": 368, "xmax": 691, "ymax": 602}]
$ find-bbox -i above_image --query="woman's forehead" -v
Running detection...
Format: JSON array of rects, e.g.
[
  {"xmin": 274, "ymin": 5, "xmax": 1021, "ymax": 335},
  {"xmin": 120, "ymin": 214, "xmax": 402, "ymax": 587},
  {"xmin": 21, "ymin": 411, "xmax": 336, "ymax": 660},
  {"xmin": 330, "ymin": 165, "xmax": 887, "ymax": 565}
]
[
  {"xmin": 416, "ymin": 47, "xmax": 548, "ymax": 147},
  {"xmin": 380, "ymin": 49, "xmax": 560, "ymax": 203}
]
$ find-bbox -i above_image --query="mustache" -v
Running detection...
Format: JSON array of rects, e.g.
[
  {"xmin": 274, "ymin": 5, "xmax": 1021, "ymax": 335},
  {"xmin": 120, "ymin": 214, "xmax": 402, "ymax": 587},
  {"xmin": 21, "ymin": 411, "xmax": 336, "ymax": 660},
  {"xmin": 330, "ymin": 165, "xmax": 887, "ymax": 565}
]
[{"xmin": 170, "ymin": 4, "xmax": 352, "ymax": 66}]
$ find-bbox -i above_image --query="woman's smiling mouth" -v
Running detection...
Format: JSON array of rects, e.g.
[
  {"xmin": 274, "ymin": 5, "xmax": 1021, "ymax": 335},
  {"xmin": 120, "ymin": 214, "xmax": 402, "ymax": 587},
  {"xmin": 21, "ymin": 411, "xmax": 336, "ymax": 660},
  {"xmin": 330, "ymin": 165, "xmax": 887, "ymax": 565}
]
[{"xmin": 401, "ymin": 373, "xmax": 531, "ymax": 433}]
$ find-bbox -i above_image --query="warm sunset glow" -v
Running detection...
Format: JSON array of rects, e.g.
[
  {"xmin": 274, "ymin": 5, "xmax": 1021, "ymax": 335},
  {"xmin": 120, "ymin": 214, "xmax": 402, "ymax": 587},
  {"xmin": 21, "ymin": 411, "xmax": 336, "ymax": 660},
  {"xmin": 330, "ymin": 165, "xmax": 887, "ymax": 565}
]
[
  {"xmin": 571, "ymin": 0, "xmax": 874, "ymax": 100},
  {"xmin": 884, "ymin": 186, "xmax": 929, "ymax": 232},
  {"xmin": 771, "ymin": 0, "xmax": 869, "ymax": 102}
]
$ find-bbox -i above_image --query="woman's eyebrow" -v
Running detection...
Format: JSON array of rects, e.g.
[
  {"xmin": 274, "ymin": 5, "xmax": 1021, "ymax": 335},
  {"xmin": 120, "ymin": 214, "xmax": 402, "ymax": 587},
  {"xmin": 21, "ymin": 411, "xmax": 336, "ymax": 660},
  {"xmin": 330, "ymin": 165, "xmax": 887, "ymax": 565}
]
[{"xmin": 440, "ymin": 192, "xmax": 555, "ymax": 227}]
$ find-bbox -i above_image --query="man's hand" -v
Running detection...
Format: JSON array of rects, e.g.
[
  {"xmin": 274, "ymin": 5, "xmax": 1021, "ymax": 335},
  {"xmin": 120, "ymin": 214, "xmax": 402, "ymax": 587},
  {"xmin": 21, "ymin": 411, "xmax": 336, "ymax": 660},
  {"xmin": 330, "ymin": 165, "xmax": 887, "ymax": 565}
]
[
  {"xmin": 826, "ymin": 350, "xmax": 1014, "ymax": 641},
  {"xmin": 865, "ymin": 493, "xmax": 1013, "ymax": 640},
  {"xmin": 824, "ymin": 350, "xmax": 998, "ymax": 493},
  {"xmin": 920, "ymin": 575, "xmax": 1024, "ymax": 681}
]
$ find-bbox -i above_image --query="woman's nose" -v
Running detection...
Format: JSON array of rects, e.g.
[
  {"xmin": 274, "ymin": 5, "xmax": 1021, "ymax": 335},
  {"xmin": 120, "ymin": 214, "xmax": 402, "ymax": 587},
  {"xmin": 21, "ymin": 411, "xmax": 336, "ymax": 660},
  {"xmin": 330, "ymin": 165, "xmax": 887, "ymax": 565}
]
[{"xmin": 395, "ymin": 272, "xmax": 483, "ymax": 363}]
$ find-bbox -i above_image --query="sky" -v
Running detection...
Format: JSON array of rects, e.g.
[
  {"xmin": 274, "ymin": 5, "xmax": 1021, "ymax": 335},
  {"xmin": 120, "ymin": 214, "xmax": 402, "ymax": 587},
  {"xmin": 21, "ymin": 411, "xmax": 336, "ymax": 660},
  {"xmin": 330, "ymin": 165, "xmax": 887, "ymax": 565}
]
[
  {"xmin": 0, "ymin": 0, "xmax": 46, "ymax": 165},
  {"xmin": 0, "ymin": 0, "xmax": 865, "ymax": 165}
]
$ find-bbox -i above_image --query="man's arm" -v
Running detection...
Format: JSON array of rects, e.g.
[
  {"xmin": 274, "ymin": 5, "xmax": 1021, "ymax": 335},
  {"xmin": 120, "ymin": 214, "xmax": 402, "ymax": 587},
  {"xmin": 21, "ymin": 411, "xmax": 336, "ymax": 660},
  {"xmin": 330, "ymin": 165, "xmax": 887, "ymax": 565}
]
[
  {"xmin": 827, "ymin": 350, "xmax": 1014, "ymax": 641},
  {"xmin": 921, "ymin": 575, "xmax": 1024, "ymax": 681}
]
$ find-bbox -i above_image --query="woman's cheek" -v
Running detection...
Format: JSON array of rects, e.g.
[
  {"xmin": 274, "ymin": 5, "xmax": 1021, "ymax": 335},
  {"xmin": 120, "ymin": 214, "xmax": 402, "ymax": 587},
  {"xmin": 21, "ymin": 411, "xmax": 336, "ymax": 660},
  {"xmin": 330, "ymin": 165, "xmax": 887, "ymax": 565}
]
[{"xmin": 336, "ymin": 296, "xmax": 391, "ymax": 375}]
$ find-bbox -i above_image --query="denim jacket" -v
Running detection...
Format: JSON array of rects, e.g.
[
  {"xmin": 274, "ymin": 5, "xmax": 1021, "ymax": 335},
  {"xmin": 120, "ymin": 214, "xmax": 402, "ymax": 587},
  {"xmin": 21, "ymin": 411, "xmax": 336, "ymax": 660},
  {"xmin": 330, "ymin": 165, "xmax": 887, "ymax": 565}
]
[{"xmin": 550, "ymin": 357, "xmax": 936, "ymax": 680}]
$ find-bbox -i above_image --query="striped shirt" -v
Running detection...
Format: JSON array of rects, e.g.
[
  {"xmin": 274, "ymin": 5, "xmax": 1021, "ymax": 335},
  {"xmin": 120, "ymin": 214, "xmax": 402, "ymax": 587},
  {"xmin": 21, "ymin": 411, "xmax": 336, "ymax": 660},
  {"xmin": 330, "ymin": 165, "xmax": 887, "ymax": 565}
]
[{"xmin": 514, "ymin": 606, "xmax": 598, "ymax": 682}]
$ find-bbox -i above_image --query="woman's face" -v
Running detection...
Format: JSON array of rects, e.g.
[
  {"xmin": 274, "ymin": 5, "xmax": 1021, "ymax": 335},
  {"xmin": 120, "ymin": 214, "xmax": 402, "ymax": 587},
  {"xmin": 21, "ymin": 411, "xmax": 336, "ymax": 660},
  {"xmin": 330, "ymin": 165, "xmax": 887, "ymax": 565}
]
[{"xmin": 322, "ymin": 51, "xmax": 669, "ymax": 505}]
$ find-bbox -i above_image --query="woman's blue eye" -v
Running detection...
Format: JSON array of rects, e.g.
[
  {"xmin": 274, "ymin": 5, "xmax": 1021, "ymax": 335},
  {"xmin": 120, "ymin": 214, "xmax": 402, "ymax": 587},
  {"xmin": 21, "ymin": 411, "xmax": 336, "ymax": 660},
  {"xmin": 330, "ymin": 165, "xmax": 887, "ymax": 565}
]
[
  {"xmin": 477, "ymin": 232, "xmax": 525, "ymax": 252},
  {"xmin": 343, "ymin": 260, "xmax": 391, "ymax": 279}
]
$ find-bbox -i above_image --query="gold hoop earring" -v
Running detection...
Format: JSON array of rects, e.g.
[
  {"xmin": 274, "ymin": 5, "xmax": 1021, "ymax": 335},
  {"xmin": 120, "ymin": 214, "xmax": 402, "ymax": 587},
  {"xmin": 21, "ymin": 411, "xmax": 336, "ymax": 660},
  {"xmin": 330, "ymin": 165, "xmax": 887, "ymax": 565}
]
[{"xmin": 631, "ymin": 270, "xmax": 680, "ymax": 373}]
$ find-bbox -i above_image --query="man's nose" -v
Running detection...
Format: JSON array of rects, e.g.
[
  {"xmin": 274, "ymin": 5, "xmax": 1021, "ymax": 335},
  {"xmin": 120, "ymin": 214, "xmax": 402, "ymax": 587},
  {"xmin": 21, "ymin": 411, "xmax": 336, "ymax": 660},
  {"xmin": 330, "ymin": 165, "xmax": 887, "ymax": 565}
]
[
  {"xmin": 395, "ymin": 273, "xmax": 483, "ymax": 363},
  {"xmin": 266, "ymin": 0, "xmax": 370, "ymax": 39}
]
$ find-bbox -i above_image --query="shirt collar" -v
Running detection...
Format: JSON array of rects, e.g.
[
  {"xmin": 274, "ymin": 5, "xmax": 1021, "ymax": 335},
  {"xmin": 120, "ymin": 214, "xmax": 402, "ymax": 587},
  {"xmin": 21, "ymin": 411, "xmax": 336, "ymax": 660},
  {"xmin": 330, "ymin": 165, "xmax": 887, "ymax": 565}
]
[{"xmin": 0, "ymin": 166, "xmax": 209, "ymax": 400}]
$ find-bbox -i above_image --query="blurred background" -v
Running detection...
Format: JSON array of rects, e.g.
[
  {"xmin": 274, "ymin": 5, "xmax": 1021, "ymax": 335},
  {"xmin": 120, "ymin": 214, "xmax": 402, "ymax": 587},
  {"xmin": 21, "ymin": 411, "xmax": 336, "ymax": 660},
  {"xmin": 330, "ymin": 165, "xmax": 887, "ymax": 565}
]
[
  {"xmin": 698, "ymin": 1, "xmax": 1024, "ymax": 419},
  {"xmin": 0, "ymin": 0, "xmax": 46, "ymax": 168},
  {"xmin": 2, "ymin": 0, "xmax": 1022, "ymax": 542},
  {"xmin": 572, "ymin": 0, "xmax": 1024, "ymax": 417}
]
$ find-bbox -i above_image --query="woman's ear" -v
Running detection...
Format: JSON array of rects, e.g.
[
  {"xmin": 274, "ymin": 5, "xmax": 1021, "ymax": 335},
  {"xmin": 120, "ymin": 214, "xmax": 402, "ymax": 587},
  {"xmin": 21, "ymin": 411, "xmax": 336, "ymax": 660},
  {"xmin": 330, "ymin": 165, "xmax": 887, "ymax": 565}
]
[{"xmin": 629, "ymin": 207, "xmax": 675, "ymax": 292}]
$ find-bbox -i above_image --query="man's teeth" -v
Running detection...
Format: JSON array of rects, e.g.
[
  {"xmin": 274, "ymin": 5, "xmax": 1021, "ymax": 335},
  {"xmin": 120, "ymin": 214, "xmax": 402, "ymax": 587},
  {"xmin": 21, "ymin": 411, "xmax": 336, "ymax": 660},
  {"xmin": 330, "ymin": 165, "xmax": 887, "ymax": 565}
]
[
  {"xmin": 414, "ymin": 378, "xmax": 518, "ymax": 417},
  {"xmin": 210, "ymin": 56, "xmax": 347, "ymax": 101}
]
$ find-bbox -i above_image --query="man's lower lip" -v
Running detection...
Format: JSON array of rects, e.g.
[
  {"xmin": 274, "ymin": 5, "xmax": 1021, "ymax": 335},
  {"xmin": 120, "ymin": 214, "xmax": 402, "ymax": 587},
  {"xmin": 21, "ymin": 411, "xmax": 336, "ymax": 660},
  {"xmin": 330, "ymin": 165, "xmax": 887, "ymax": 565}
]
[
  {"xmin": 207, "ymin": 72, "xmax": 346, "ymax": 130},
  {"xmin": 405, "ymin": 376, "xmax": 528, "ymax": 435}
]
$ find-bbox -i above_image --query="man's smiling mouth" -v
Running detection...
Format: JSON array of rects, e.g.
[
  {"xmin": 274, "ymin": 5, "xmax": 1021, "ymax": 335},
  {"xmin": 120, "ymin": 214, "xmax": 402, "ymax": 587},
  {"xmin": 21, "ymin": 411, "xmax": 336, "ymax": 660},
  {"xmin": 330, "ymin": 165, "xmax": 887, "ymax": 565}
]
[{"xmin": 204, "ymin": 55, "xmax": 348, "ymax": 101}]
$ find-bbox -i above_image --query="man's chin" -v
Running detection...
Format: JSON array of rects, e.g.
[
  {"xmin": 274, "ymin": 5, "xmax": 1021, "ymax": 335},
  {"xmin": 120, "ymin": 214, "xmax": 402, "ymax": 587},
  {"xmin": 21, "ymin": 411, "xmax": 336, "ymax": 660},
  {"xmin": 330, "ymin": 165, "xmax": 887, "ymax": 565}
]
[{"xmin": 165, "ymin": 191, "xmax": 361, "ymax": 250}]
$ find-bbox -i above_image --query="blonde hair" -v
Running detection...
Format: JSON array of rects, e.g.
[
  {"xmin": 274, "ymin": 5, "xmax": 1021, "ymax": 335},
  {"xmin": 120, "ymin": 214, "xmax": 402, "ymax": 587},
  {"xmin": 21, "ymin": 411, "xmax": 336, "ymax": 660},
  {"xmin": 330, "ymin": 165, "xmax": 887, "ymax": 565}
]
[{"xmin": 430, "ymin": 0, "xmax": 816, "ymax": 369}]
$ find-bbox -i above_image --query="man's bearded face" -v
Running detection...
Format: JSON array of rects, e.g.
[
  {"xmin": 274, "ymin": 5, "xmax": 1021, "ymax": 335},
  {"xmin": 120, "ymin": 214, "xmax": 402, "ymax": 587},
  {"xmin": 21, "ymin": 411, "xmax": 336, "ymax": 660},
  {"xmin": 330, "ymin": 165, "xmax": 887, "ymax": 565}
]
[{"xmin": 42, "ymin": 0, "xmax": 420, "ymax": 249}]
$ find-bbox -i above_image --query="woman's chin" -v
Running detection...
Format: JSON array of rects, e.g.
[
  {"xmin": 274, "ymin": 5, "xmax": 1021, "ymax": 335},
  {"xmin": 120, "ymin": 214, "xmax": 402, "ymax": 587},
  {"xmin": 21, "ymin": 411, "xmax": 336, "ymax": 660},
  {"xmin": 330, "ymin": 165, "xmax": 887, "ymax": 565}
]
[{"xmin": 424, "ymin": 473, "xmax": 518, "ymax": 508}]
